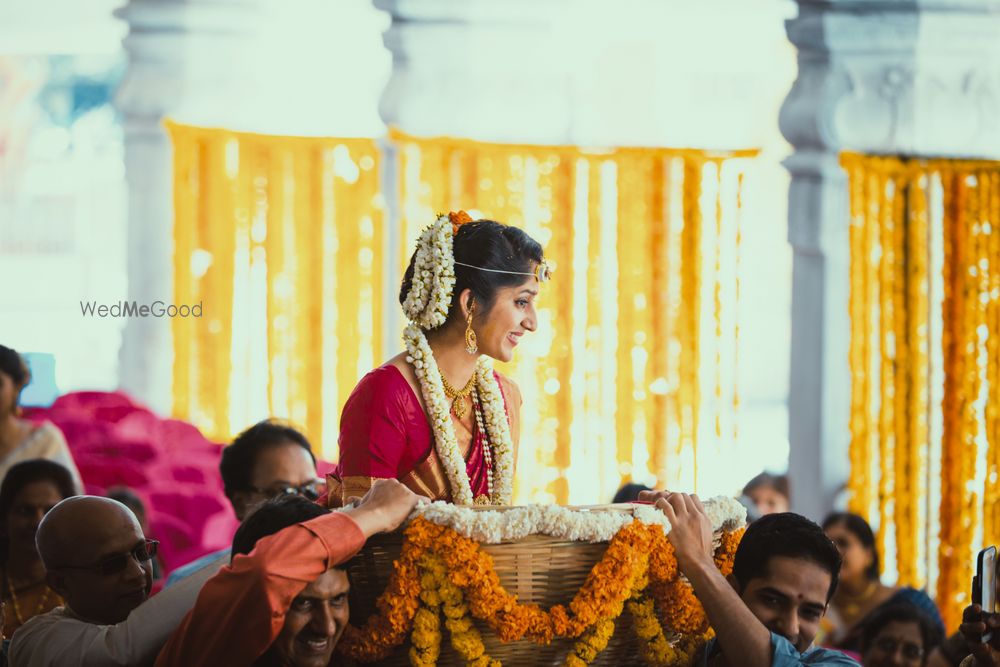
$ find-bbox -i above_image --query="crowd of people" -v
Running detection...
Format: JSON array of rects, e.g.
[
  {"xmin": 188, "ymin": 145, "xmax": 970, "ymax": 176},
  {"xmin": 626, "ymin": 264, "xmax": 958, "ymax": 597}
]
[{"xmin": 1, "ymin": 212, "xmax": 999, "ymax": 666}]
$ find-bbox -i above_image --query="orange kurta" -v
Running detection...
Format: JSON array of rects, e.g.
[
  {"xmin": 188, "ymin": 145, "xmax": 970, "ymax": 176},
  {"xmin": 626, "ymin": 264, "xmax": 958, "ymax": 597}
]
[{"xmin": 154, "ymin": 512, "xmax": 365, "ymax": 667}]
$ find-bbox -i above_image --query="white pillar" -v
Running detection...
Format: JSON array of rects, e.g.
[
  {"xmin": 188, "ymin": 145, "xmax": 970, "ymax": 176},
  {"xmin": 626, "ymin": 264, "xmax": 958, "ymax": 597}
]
[
  {"xmin": 782, "ymin": 0, "xmax": 1000, "ymax": 521},
  {"xmin": 114, "ymin": 0, "xmax": 259, "ymax": 414},
  {"xmin": 783, "ymin": 149, "xmax": 851, "ymax": 521},
  {"xmin": 115, "ymin": 0, "xmax": 390, "ymax": 413},
  {"xmin": 375, "ymin": 0, "xmax": 573, "ymax": 144},
  {"xmin": 376, "ymin": 0, "xmax": 791, "ymax": 147}
]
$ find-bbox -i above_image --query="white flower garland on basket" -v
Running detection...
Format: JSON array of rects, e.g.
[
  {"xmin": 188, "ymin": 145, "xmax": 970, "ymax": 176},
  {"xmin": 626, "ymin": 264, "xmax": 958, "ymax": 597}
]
[
  {"xmin": 401, "ymin": 213, "xmax": 515, "ymax": 506},
  {"xmin": 412, "ymin": 496, "xmax": 747, "ymax": 544}
]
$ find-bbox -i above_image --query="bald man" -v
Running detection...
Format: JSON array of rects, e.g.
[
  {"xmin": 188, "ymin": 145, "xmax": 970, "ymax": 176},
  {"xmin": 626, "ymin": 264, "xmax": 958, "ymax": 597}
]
[{"xmin": 8, "ymin": 496, "xmax": 226, "ymax": 667}]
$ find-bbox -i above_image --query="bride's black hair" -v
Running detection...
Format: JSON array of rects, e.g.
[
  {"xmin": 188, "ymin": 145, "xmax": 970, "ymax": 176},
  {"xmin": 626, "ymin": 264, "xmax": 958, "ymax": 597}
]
[{"xmin": 399, "ymin": 220, "xmax": 544, "ymax": 318}]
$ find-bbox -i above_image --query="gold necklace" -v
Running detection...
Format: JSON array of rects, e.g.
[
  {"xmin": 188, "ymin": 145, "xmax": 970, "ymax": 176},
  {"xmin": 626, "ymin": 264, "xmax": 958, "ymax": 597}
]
[
  {"xmin": 439, "ymin": 370, "xmax": 476, "ymax": 419},
  {"xmin": 837, "ymin": 579, "xmax": 878, "ymax": 620},
  {"xmin": 6, "ymin": 574, "xmax": 58, "ymax": 626}
]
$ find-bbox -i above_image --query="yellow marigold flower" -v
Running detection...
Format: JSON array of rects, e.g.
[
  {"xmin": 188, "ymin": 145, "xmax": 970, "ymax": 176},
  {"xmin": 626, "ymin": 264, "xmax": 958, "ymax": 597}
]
[
  {"xmin": 446, "ymin": 616, "xmax": 474, "ymax": 635},
  {"xmin": 577, "ymin": 644, "xmax": 599, "ymax": 662},
  {"xmin": 444, "ymin": 603, "xmax": 470, "ymax": 620},
  {"xmin": 336, "ymin": 516, "xmax": 744, "ymax": 665},
  {"xmin": 440, "ymin": 585, "xmax": 463, "ymax": 606},
  {"xmin": 412, "ymin": 608, "xmax": 439, "ymax": 638},
  {"xmin": 407, "ymin": 648, "xmax": 434, "ymax": 667},
  {"xmin": 451, "ymin": 631, "xmax": 486, "ymax": 659},
  {"xmin": 420, "ymin": 588, "xmax": 442, "ymax": 607}
]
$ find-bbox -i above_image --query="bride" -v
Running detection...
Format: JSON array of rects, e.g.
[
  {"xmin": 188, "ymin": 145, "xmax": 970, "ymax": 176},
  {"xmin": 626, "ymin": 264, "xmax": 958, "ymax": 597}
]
[{"xmin": 327, "ymin": 211, "xmax": 552, "ymax": 506}]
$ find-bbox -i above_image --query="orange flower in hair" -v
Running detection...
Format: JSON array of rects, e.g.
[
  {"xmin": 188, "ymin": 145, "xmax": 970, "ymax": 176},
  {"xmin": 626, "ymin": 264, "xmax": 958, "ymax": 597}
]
[{"xmin": 449, "ymin": 210, "xmax": 474, "ymax": 235}]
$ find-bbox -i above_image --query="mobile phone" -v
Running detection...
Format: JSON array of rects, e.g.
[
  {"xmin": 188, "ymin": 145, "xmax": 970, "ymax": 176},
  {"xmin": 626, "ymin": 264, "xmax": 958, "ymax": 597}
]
[{"xmin": 976, "ymin": 546, "xmax": 997, "ymax": 642}]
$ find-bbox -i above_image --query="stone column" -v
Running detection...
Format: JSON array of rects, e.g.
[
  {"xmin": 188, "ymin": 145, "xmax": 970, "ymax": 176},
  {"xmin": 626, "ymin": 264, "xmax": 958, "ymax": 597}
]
[
  {"xmin": 114, "ymin": 0, "xmax": 259, "ymax": 413},
  {"xmin": 375, "ymin": 0, "xmax": 573, "ymax": 144},
  {"xmin": 781, "ymin": 0, "xmax": 1000, "ymax": 520},
  {"xmin": 115, "ymin": 0, "xmax": 388, "ymax": 413}
]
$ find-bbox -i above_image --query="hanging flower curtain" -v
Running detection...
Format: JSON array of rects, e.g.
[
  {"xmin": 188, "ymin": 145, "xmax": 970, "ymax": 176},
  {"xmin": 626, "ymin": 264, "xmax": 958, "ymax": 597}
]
[
  {"xmin": 168, "ymin": 121, "xmax": 756, "ymax": 505},
  {"xmin": 844, "ymin": 152, "xmax": 1000, "ymax": 631},
  {"xmin": 168, "ymin": 122, "xmax": 384, "ymax": 453},
  {"xmin": 392, "ymin": 131, "xmax": 755, "ymax": 503}
]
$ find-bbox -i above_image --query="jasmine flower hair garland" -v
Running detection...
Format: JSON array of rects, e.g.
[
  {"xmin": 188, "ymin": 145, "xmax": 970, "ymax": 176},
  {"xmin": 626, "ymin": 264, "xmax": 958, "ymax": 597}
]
[{"xmin": 402, "ymin": 213, "xmax": 515, "ymax": 505}]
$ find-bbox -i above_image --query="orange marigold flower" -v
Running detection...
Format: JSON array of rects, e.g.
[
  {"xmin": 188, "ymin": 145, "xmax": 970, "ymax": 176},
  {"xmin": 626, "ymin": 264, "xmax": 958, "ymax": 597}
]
[
  {"xmin": 449, "ymin": 210, "xmax": 474, "ymax": 234},
  {"xmin": 654, "ymin": 578, "xmax": 709, "ymax": 635},
  {"xmin": 714, "ymin": 528, "xmax": 745, "ymax": 577},
  {"xmin": 337, "ymin": 515, "xmax": 741, "ymax": 663}
]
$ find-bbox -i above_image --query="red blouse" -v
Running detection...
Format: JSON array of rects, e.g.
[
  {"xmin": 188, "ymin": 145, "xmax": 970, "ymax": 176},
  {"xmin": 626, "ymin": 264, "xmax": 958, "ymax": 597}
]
[{"xmin": 331, "ymin": 365, "xmax": 520, "ymax": 504}]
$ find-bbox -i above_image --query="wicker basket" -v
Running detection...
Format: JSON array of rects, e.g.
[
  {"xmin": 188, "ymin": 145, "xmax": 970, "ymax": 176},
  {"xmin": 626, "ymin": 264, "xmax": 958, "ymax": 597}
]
[{"xmin": 345, "ymin": 504, "xmax": 692, "ymax": 666}]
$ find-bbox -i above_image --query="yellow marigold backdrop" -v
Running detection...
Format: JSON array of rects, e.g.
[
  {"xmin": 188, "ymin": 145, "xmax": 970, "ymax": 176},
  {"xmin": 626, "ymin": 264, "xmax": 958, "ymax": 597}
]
[
  {"xmin": 844, "ymin": 152, "xmax": 1000, "ymax": 630},
  {"xmin": 391, "ymin": 132, "xmax": 756, "ymax": 504},
  {"xmin": 168, "ymin": 122, "xmax": 384, "ymax": 452},
  {"xmin": 167, "ymin": 121, "xmax": 757, "ymax": 504}
]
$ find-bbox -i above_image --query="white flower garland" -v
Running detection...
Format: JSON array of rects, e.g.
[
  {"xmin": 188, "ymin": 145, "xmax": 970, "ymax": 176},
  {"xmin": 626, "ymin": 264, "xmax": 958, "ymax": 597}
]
[
  {"xmin": 701, "ymin": 495, "xmax": 747, "ymax": 533},
  {"xmin": 412, "ymin": 496, "xmax": 747, "ymax": 544},
  {"xmin": 400, "ymin": 213, "xmax": 515, "ymax": 506},
  {"xmin": 474, "ymin": 359, "xmax": 515, "ymax": 504},
  {"xmin": 404, "ymin": 323, "xmax": 515, "ymax": 505},
  {"xmin": 401, "ymin": 214, "xmax": 455, "ymax": 330}
]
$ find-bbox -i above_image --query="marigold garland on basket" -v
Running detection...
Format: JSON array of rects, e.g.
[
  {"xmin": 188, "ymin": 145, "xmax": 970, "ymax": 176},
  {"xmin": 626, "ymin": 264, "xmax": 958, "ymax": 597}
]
[
  {"xmin": 564, "ymin": 618, "xmax": 616, "ymax": 667},
  {"xmin": 337, "ymin": 501, "xmax": 746, "ymax": 666},
  {"xmin": 627, "ymin": 591, "xmax": 712, "ymax": 667}
]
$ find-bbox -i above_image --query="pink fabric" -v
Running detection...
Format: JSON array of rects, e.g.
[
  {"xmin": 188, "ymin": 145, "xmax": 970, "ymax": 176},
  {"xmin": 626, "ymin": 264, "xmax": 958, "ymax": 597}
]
[
  {"xmin": 24, "ymin": 391, "xmax": 337, "ymax": 576},
  {"xmin": 23, "ymin": 392, "xmax": 240, "ymax": 575}
]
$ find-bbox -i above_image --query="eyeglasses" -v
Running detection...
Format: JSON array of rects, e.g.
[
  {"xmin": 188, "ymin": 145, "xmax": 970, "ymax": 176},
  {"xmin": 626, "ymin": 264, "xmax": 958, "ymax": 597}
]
[
  {"xmin": 248, "ymin": 480, "xmax": 323, "ymax": 502},
  {"xmin": 873, "ymin": 637, "xmax": 923, "ymax": 660},
  {"xmin": 53, "ymin": 539, "xmax": 159, "ymax": 576}
]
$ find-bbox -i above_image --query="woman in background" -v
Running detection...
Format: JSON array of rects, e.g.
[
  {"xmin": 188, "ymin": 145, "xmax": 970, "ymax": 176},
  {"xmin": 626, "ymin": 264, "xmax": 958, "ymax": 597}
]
[
  {"xmin": 822, "ymin": 512, "xmax": 944, "ymax": 651},
  {"xmin": 0, "ymin": 459, "xmax": 76, "ymax": 637},
  {"xmin": 742, "ymin": 471, "xmax": 790, "ymax": 516},
  {"xmin": 0, "ymin": 346, "xmax": 81, "ymax": 491}
]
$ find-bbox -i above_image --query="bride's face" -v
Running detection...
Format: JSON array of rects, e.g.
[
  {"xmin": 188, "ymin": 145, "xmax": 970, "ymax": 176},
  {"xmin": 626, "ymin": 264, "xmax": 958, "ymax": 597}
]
[{"xmin": 476, "ymin": 278, "xmax": 539, "ymax": 363}]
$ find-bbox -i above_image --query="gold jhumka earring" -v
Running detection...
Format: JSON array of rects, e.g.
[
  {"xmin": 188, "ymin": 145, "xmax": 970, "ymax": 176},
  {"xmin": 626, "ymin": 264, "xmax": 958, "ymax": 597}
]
[{"xmin": 465, "ymin": 301, "xmax": 478, "ymax": 355}]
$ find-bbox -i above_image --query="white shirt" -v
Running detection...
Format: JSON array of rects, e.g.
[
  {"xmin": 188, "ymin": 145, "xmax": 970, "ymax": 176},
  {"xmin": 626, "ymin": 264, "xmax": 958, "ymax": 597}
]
[
  {"xmin": 0, "ymin": 422, "xmax": 83, "ymax": 493},
  {"xmin": 8, "ymin": 554, "xmax": 225, "ymax": 667}
]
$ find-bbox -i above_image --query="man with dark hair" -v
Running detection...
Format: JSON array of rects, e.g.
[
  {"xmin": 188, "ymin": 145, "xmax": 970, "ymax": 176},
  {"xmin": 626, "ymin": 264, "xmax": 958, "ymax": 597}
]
[
  {"xmin": 859, "ymin": 603, "xmax": 942, "ymax": 666},
  {"xmin": 165, "ymin": 419, "xmax": 320, "ymax": 586},
  {"xmin": 643, "ymin": 491, "xmax": 859, "ymax": 666},
  {"xmin": 219, "ymin": 420, "xmax": 320, "ymax": 520},
  {"xmin": 156, "ymin": 478, "xmax": 424, "ymax": 667}
]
